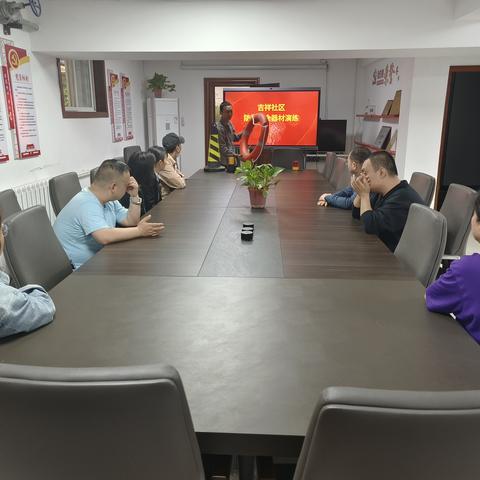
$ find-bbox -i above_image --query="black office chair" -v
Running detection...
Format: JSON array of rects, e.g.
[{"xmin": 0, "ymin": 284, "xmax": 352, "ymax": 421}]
[
  {"xmin": 0, "ymin": 363, "xmax": 205, "ymax": 480},
  {"xmin": 440, "ymin": 183, "xmax": 477, "ymax": 259},
  {"xmin": 395, "ymin": 204, "xmax": 447, "ymax": 287},
  {"xmin": 4, "ymin": 206, "xmax": 73, "ymax": 289},
  {"xmin": 0, "ymin": 188, "xmax": 21, "ymax": 220},
  {"xmin": 124, "ymin": 145, "xmax": 141, "ymax": 164},
  {"xmin": 294, "ymin": 386, "xmax": 480, "ymax": 480},
  {"xmin": 49, "ymin": 172, "xmax": 82, "ymax": 216},
  {"xmin": 409, "ymin": 172, "xmax": 435, "ymax": 206}
]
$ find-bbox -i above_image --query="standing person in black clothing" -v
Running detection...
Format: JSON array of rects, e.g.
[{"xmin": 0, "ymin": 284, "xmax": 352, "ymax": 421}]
[
  {"xmin": 351, "ymin": 150, "xmax": 425, "ymax": 252},
  {"xmin": 217, "ymin": 101, "xmax": 243, "ymax": 167}
]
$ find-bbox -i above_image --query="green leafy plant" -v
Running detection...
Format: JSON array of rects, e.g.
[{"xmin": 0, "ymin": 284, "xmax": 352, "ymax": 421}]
[
  {"xmin": 235, "ymin": 161, "xmax": 284, "ymax": 197},
  {"xmin": 146, "ymin": 73, "xmax": 176, "ymax": 93}
]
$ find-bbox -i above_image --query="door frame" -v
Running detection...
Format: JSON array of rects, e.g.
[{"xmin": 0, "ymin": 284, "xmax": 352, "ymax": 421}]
[
  {"xmin": 436, "ymin": 65, "xmax": 480, "ymax": 208},
  {"xmin": 203, "ymin": 77, "xmax": 260, "ymax": 165}
]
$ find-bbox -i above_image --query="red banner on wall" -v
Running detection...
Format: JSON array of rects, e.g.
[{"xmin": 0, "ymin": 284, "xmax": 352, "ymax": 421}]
[
  {"xmin": 5, "ymin": 45, "xmax": 41, "ymax": 159},
  {"xmin": 108, "ymin": 70, "xmax": 124, "ymax": 143},
  {"xmin": 121, "ymin": 74, "xmax": 134, "ymax": 140},
  {"xmin": 2, "ymin": 65, "xmax": 15, "ymax": 130}
]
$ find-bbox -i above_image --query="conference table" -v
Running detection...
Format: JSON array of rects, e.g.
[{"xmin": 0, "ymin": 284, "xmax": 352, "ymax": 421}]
[{"xmin": 2, "ymin": 169, "xmax": 480, "ymax": 466}]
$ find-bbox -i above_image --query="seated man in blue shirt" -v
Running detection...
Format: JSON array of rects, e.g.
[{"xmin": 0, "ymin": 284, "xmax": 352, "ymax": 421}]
[
  {"xmin": 317, "ymin": 147, "xmax": 370, "ymax": 209},
  {"xmin": 0, "ymin": 213, "xmax": 55, "ymax": 338},
  {"xmin": 54, "ymin": 159, "xmax": 165, "ymax": 269}
]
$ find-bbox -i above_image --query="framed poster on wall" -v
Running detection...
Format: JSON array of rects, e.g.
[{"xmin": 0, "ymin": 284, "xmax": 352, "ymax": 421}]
[
  {"xmin": 373, "ymin": 126, "xmax": 391, "ymax": 149},
  {"xmin": 0, "ymin": 37, "xmax": 15, "ymax": 131},
  {"xmin": 5, "ymin": 44, "xmax": 41, "ymax": 158},
  {"xmin": 121, "ymin": 73, "xmax": 134, "ymax": 140},
  {"xmin": 0, "ymin": 101, "xmax": 9, "ymax": 162},
  {"xmin": 108, "ymin": 70, "xmax": 124, "ymax": 142}
]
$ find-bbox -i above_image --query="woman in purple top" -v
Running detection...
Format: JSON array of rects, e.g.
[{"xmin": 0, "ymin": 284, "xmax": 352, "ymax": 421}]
[{"xmin": 426, "ymin": 192, "xmax": 480, "ymax": 343}]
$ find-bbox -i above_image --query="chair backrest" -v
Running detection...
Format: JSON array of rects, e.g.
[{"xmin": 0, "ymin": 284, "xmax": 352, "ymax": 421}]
[
  {"xmin": 90, "ymin": 167, "xmax": 98, "ymax": 184},
  {"xmin": 0, "ymin": 189, "xmax": 21, "ymax": 220},
  {"xmin": 335, "ymin": 162, "xmax": 351, "ymax": 191},
  {"xmin": 124, "ymin": 145, "xmax": 141, "ymax": 164},
  {"xmin": 394, "ymin": 203, "xmax": 447, "ymax": 287},
  {"xmin": 409, "ymin": 172, "xmax": 436, "ymax": 206},
  {"xmin": 3, "ymin": 206, "xmax": 72, "ymax": 290},
  {"xmin": 440, "ymin": 183, "xmax": 477, "ymax": 256},
  {"xmin": 323, "ymin": 152, "xmax": 337, "ymax": 180},
  {"xmin": 330, "ymin": 157, "xmax": 348, "ymax": 190},
  {"xmin": 0, "ymin": 363, "xmax": 205, "ymax": 480},
  {"xmin": 294, "ymin": 386, "xmax": 480, "ymax": 480},
  {"xmin": 49, "ymin": 172, "xmax": 82, "ymax": 216}
]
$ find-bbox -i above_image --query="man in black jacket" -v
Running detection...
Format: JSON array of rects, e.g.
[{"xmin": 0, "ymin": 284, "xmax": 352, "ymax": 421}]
[
  {"xmin": 351, "ymin": 150, "xmax": 425, "ymax": 252},
  {"xmin": 217, "ymin": 101, "xmax": 242, "ymax": 167}
]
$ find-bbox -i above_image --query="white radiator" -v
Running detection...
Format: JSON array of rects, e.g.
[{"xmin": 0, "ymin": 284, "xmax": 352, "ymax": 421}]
[
  {"xmin": 14, "ymin": 178, "xmax": 56, "ymax": 222},
  {"xmin": 12, "ymin": 170, "xmax": 90, "ymax": 223}
]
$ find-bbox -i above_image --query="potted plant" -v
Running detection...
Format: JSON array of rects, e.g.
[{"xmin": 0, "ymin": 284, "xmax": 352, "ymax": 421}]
[
  {"xmin": 235, "ymin": 160, "xmax": 284, "ymax": 208},
  {"xmin": 146, "ymin": 73, "xmax": 176, "ymax": 98}
]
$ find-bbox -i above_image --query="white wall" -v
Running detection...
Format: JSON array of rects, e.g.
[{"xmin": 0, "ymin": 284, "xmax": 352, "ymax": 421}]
[
  {"xmin": 143, "ymin": 60, "xmax": 357, "ymax": 177},
  {"xmin": 31, "ymin": 0, "xmax": 480, "ymax": 57},
  {"xmin": 326, "ymin": 60, "xmax": 358, "ymax": 151},
  {"xmin": 403, "ymin": 55, "xmax": 480, "ymax": 181},
  {"xmin": 354, "ymin": 58, "xmax": 414, "ymax": 177},
  {"xmin": 352, "ymin": 54, "xmax": 480, "ymax": 184},
  {"xmin": 0, "ymin": 32, "xmax": 147, "ymax": 191}
]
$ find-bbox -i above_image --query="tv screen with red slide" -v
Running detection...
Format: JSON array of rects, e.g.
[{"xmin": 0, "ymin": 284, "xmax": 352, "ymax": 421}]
[{"xmin": 223, "ymin": 88, "xmax": 320, "ymax": 147}]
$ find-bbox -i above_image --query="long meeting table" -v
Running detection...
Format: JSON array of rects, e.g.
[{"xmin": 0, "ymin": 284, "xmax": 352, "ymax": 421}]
[{"xmin": 1, "ymin": 169, "xmax": 480, "ymax": 463}]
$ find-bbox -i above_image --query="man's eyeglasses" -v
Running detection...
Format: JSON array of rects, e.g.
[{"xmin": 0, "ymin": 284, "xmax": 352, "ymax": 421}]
[{"xmin": 1, "ymin": 223, "xmax": 8, "ymax": 238}]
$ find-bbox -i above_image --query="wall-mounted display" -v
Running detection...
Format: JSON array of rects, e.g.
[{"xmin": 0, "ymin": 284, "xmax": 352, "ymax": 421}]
[
  {"xmin": 382, "ymin": 100, "xmax": 393, "ymax": 116},
  {"xmin": 372, "ymin": 62, "xmax": 400, "ymax": 87},
  {"xmin": 374, "ymin": 126, "xmax": 392, "ymax": 149},
  {"xmin": 390, "ymin": 90, "xmax": 402, "ymax": 116},
  {"xmin": 387, "ymin": 129, "xmax": 398, "ymax": 151}
]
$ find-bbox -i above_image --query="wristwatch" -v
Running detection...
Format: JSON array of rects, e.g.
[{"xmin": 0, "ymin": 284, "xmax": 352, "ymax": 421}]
[{"xmin": 130, "ymin": 196, "xmax": 142, "ymax": 206}]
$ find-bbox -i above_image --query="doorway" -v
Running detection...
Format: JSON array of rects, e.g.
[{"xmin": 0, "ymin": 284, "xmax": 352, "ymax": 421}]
[
  {"xmin": 437, "ymin": 66, "xmax": 480, "ymax": 207},
  {"xmin": 203, "ymin": 77, "xmax": 259, "ymax": 165}
]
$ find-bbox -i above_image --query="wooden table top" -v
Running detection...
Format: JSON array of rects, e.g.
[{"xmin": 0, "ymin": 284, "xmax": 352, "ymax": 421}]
[
  {"xmin": 2, "ymin": 169, "xmax": 479, "ymax": 456},
  {"xmin": 77, "ymin": 170, "xmax": 413, "ymax": 280}
]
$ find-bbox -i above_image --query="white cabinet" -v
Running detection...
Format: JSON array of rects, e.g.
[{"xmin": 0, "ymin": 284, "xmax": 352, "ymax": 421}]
[{"xmin": 147, "ymin": 98, "xmax": 180, "ymax": 147}]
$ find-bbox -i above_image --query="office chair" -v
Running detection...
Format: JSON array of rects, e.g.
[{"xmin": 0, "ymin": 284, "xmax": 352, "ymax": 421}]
[{"xmin": 294, "ymin": 386, "xmax": 480, "ymax": 480}]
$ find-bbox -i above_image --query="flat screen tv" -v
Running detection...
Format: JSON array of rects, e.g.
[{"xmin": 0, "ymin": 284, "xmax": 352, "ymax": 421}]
[
  {"xmin": 223, "ymin": 88, "xmax": 321, "ymax": 147},
  {"xmin": 317, "ymin": 119, "xmax": 347, "ymax": 152}
]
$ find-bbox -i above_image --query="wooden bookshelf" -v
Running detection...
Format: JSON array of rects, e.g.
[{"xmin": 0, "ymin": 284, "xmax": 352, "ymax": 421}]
[
  {"xmin": 356, "ymin": 114, "xmax": 381, "ymax": 121},
  {"xmin": 356, "ymin": 114, "xmax": 399, "ymax": 123},
  {"xmin": 354, "ymin": 140, "xmax": 396, "ymax": 156}
]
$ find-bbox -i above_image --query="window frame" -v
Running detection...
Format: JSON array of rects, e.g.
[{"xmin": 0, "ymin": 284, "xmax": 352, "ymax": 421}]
[
  {"xmin": 56, "ymin": 58, "xmax": 109, "ymax": 118},
  {"xmin": 63, "ymin": 59, "xmax": 96, "ymax": 113}
]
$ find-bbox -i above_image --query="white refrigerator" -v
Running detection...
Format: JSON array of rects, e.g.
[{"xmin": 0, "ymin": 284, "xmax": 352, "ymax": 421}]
[{"xmin": 147, "ymin": 97, "xmax": 182, "ymax": 168}]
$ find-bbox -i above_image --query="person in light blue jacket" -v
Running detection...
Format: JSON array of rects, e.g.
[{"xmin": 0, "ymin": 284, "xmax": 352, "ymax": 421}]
[
  {"xmin": 0, "ymin": 213, "xmax": 55, "ymax": 338},
  {"xmin": 317, "ymin": 147, "xmax": 370, "ymax": 209}
]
